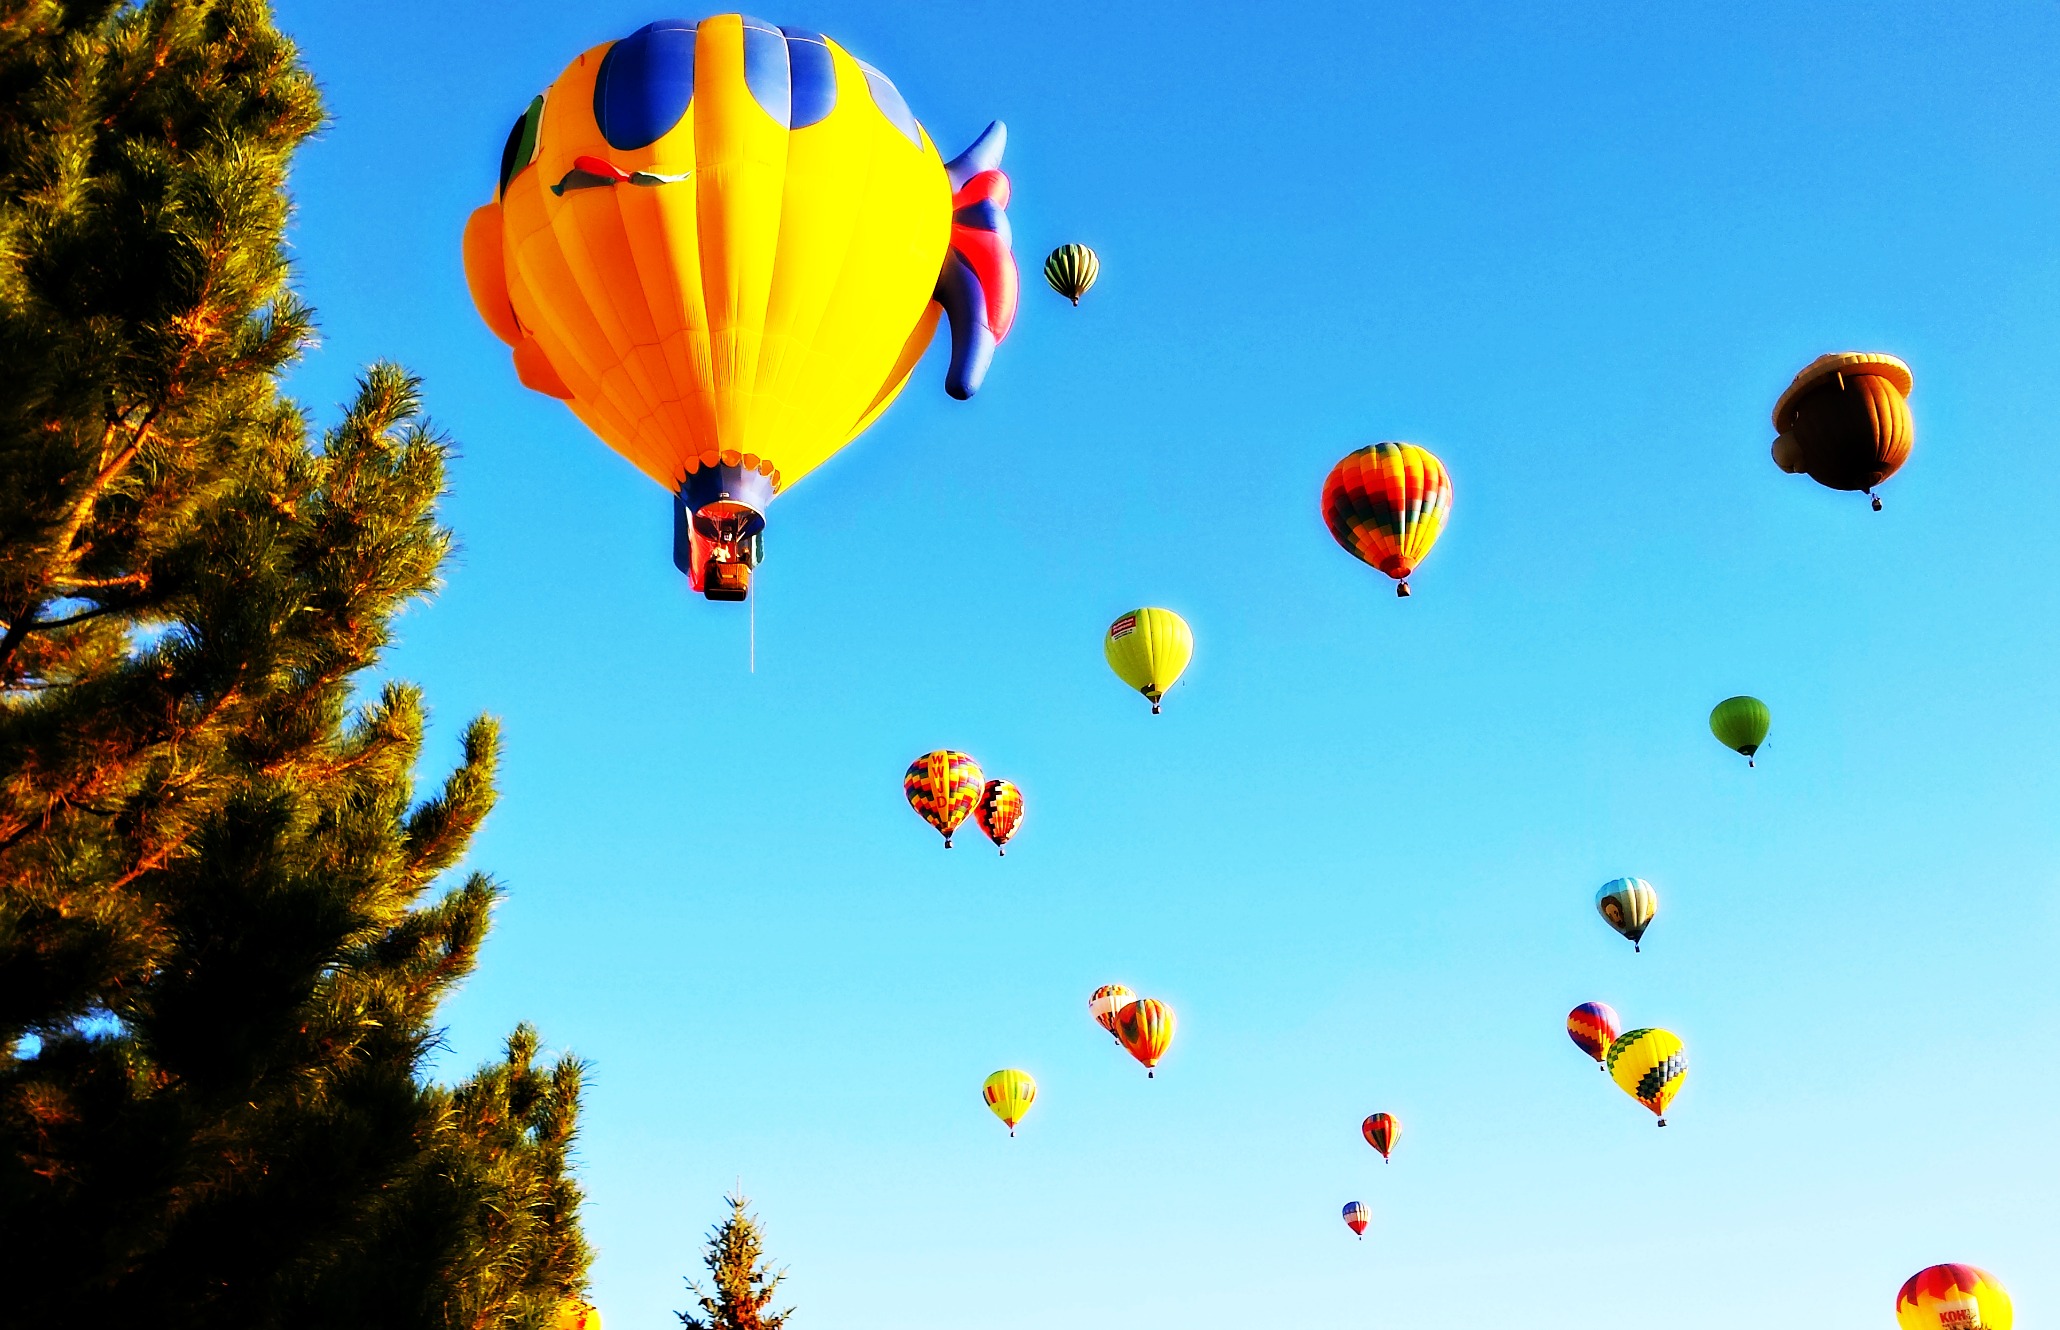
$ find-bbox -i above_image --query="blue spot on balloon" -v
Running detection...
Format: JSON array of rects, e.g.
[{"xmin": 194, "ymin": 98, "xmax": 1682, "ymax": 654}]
[
  {"xmin": 594, "ymin": 20, "xmax": 697, "ymax": 151},
  {"xmin": 780, "ymin": 27, "xmax": 837, "ymax": 128},
  {"xmin": 857, "ymin": 60, "xmax": 921, "ymax": 146},
  {"xmin": 741, "ymin": 16, "xmax": 790, "ymax": 126}
]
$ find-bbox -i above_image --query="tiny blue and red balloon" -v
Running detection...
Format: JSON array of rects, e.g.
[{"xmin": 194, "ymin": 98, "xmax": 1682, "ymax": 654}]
[{"xmin": 1342, "ymin": 1201, "xmax": 1370, "ymax": 1238}]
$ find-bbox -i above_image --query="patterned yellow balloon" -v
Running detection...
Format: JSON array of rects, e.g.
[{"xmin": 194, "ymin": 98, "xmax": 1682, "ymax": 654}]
[
  {"xmin": 1605, "ymin": 1027, "xmax": 1686, "ymax": 1126},
  {"xmin": 553, "ymin": 1302, "xmax": 602, "ymax": 1330},
  {"xmin": 1103, "ymin": 608, "xmax": 1192, "ymax": 714},
  {"xmin": 982, "ymin": 1068, "xmax": 1036, "ymax": 1136},
  {"xmin": 463, "ymin": 16, "xmax": 1019, "ymax": 601},
  {"xmin": 1897, "ymin": 1264, "xmax": 2012, "ymax": 1329}
]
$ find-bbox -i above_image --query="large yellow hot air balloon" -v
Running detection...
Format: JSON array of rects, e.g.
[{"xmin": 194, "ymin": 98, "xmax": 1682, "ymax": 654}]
[
  {"xmin": 1606, "ymin": 1027, "xmax": 1686, "ymax": 1126},
  {"xmin": 464, "ymin": 16, "xmax": 1019, "ymax": 601},
  {"xmin": 1104, "ymin": 608, "xmax": 1192, "ymax": 713},
  {"xmin": 553, "ymin": 1302, "xmax": 603, "ymax": 1330},
  {"xmin": 982, "ymin": 1068, "xmax": 1036, "ymax": 1136}
]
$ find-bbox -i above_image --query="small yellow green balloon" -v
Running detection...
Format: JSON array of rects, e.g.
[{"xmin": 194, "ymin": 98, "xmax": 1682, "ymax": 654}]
[
  {"xmin": 1104, "ymin": 608, "xmax": 1192, "ymax": 714},
  {"xmin": 1709, "ymin": 695, "xmax": 1771, "ymax": 766},
  {"xmin": 982, "ymin": 1068, "xmax": 1037, "ymax": 1136}
]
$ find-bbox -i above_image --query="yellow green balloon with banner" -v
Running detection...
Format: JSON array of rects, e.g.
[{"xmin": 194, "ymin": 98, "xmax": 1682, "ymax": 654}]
[{"xmin": 1104, "ymin": 608, "xmax": 1192, "ymax": 714}]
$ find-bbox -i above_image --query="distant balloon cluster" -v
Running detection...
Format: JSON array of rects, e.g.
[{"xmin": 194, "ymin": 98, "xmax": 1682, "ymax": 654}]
[
  {"xmin": 903, "ymin": 751, "xmax": 1020, "ymax": 853},
  {"xmin": 460, "ymin": 12, "xmax": 1975, "ymax": 1320}
]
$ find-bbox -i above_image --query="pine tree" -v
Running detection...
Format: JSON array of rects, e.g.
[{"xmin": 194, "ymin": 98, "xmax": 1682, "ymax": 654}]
[
  {"xmin": 678, "ymin": 1193, "xmax": 794, "ymax": 1330},
  {"xmin": 0, "ymin": 2, "xmax": 591, "ymax": 1323}
]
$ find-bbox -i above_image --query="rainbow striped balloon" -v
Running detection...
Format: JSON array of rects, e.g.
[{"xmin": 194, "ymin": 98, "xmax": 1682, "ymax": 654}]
[
  {"xmin": 1567, "ymin": 1001, "xmax": 1621, "ymax": 1068},
  {"xmin": 1321, "ymin": 442, "xmax": 1453, "ymax": 597}
]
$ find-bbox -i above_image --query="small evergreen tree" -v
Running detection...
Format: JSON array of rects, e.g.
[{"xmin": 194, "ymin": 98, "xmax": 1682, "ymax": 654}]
[
  {"xmin": 678, "ymin": 1192, "xmax": 794, "ymax": 1330},
  {"xmin": 0, "ymin": 2, "xmax": 590, "ymax": 1323}
]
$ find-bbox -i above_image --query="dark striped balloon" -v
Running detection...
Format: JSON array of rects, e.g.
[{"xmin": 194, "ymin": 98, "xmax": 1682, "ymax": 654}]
[
  {"xmin": 1361, "ymin": 1112, "xmax": 1400, "ymax": 1161},
  {"xmin": 974, "ymin": 778, "xmax": 1024, "ymax": 855},
  {"xmin": 1043, "ymin": 243, "xmax": 1099, "ymax": 305}
]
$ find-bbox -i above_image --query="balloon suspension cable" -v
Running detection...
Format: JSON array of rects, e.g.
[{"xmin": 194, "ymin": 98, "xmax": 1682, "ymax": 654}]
[{"xmin": 749, "ymin": 582, "xmax": 756, "ymax": 673}]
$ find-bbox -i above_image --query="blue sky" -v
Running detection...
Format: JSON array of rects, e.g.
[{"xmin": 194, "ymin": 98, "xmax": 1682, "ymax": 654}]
[{"xmin": 274, "ymin": 2, "xmax": 2058, "ymax": 1325}]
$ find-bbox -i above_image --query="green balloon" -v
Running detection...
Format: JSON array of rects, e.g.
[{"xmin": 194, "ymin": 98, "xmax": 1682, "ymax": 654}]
[{"xmin": 1709, "ymin": 695, "xmax": 1771, "ymax": 765}]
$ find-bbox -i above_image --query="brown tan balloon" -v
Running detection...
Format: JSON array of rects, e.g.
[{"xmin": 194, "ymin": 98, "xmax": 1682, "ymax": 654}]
[{"xmin": 1770, "ymin": 352, "xmax": 1913, "ymax": 510}]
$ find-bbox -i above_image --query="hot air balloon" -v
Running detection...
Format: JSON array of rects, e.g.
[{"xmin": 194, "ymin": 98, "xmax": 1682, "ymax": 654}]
[
  {"xmin": 1595, "ymin": 877, "xmax": 1658, "ymax": 952},
  {"xmin": 1043, "ymin": 243, "xmax": 1099, "ymax": 304},
  {"xmin": 1104, "ymin": 608, "xmax": 1192, "ymax": 714},
  {"xmin": 1089, "ymin": 984, "xmax": 1134, "ymax": 1041},
  {"xmin": 1897, "ymin": 1264, "xmax": 2012, "ymax": 1330},
  {"xmin": 1567, "ymin": 1001, "xmax": 1621, "ymax": 1069},
  {"xmin": 1342, "ymin": 1201, "xmax": 1370, "ymax": 1238},
  {"xmin": 1770, "ymin": 352, "xmax": 1913, "ymax": 511},
  {"xmin": 982, "ymin": 1068, "xmax": 1037, "ymax": 1136},
  {"xmin": 553, "ymin": 1302, "xmax": 603, "ymax": 1330},
  {"xmin": 1605, "ymin": 1027, "xmax": 1686, "ymax": 1126},
  {"xmin": 1709, "ymin": 695, "xmax": 1771, "ymax": 767},
  {"xmin": 1361, "ymin": 1113, "xmax": 1400, "ymax": 1162},
  {"xmin": 973, "ymin": 779, "xmax": 1023, "ymax": 855},
  {"xmin": 1114, "ymin": 997, "xmax": 1175, "ymax": 1076},
  {"xmin": 1321, "ymin": 442, "xmax": 1452, "ymax": 597},
  {"xmin": 905, "ymin": 750, "xmax": 983, "ymax": 847},
  {"xmin": 463, "ymin": 17, "xmax": 1020, "ymax": 602}
]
